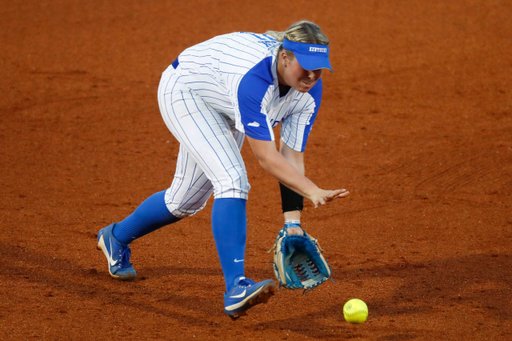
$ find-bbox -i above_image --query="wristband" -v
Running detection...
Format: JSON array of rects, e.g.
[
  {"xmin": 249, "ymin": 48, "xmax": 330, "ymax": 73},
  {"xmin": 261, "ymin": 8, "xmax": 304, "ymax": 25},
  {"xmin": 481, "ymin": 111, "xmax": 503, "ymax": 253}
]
[{"xmin": 280, "ymin": 183, "xmax": 304, "ymax": 213}]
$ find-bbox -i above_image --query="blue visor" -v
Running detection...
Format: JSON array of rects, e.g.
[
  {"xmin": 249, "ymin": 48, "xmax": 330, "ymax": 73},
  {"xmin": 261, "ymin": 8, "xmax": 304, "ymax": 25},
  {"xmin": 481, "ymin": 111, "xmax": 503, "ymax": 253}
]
[{"xmin": 282, "ymin": 38, "xmax": 333, "ymax": 72}]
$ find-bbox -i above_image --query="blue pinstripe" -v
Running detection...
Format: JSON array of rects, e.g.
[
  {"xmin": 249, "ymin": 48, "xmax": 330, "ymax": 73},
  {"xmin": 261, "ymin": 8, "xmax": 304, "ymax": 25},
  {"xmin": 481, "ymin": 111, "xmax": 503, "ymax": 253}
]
[
  {"xmin": 186, "ymin": 95, "xmax": 245, "ymax": 198},
  {"xmin": 157, "ymin": 32, "xmax": 323, "ymax": 216}
]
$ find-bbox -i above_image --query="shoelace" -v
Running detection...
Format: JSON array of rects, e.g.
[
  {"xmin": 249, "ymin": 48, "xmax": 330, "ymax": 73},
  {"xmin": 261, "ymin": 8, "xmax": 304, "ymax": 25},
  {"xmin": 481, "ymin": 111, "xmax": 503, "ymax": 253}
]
[
  {"xmin": 237, "ymin": 278, "xmax": 255, "ymax": 287},
  {"xmin": 118, "ymin": 247, "xmax": 133, "ymax": 267}
]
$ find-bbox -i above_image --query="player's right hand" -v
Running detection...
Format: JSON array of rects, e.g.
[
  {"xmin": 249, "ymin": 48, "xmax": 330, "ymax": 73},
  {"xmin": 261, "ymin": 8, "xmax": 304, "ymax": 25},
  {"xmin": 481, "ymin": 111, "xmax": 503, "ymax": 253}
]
[{"xmin": 308, "ymin": 188, "xmax": 349, "ymax": 208}]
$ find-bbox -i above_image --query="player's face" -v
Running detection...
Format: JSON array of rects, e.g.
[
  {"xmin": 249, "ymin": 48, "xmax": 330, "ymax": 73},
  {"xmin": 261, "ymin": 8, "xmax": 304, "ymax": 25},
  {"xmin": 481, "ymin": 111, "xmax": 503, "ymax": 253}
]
[{"xmin": 285, "ymin": 57, "xmax": 323, "ymax": 93}]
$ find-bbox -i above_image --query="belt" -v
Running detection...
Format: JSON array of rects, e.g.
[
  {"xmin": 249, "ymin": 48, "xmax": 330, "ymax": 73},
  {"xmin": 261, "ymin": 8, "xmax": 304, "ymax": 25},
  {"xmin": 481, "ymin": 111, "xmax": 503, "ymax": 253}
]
[{"xmin": 172, "ymin": 58, "xmax": 179, "ymax": 69}]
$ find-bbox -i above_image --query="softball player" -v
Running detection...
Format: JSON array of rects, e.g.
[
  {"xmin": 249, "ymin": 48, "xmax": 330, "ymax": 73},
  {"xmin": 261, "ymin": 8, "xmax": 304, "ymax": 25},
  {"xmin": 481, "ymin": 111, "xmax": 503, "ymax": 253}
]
[{"xmin": 97, "ymin": 20, "xmax": 349, "ymax": 319}]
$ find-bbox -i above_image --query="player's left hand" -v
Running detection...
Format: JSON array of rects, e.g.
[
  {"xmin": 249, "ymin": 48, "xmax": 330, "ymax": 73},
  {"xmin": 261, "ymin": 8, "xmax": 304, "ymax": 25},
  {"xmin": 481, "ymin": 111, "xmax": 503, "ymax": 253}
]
[
  {"xmin": 285, "ymin": 226, "xmax": 304, "ymax": 236},
  {"xmin": 269, "ymin": 227, "xmax": 332, "ymax": 291}
]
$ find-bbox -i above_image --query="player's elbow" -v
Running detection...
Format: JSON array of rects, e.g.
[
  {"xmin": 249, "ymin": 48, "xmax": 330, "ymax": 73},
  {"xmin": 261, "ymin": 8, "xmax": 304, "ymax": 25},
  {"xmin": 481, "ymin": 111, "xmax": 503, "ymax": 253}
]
[
  {"xmin": 254, "ymin": 153, "xmax": 273, "ymax": 172},
  {"xmin": 248, "ymin": 137, "xmax": 278, "ymax": 167},
  {"xmin": 252, "ymin": 150, "xmax": 279, "ymax": 175}
]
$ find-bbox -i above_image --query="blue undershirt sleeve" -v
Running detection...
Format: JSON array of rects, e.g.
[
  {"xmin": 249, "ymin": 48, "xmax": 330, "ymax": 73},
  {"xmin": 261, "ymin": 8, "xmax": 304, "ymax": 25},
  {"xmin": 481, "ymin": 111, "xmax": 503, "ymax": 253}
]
[{"xmin": 300, "ymin": 79, "xmax": 322, "ymax": 151}]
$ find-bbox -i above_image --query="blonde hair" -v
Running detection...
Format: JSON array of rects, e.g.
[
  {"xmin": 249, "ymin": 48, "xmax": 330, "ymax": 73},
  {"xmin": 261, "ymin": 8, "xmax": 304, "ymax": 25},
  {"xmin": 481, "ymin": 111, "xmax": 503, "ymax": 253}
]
[{"xmin": 265, "ymin": 21, "xmax": 329, "ymax": 58}]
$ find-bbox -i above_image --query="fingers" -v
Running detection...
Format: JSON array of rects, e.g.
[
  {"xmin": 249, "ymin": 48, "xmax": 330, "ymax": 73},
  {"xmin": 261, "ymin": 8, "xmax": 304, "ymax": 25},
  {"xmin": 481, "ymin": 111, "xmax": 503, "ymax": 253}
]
[
  {"xmin": 313, "ymin": 189, "xmax": 349, "ymax": 208},
  {"xmin": 286, "ymin": 227, "xmax": 305, "ymax": 236},
  {"xmin": 314, "ymin": 198, "xmax": 325, "ymax": 208},
  {"xmin": 326, "ymin": 189, "xmax": 350, "ymax": 200},
  {"xmin": 333, "ymin": 189, "xmax": 350, "ymax": 198}
]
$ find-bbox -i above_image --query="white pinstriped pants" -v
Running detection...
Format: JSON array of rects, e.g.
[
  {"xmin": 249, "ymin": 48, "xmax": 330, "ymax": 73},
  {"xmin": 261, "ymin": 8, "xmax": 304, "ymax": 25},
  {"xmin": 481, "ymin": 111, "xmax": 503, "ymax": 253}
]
[{"xmin": 157, "ymin": 67, "xmax": 250, "ymax": 218}]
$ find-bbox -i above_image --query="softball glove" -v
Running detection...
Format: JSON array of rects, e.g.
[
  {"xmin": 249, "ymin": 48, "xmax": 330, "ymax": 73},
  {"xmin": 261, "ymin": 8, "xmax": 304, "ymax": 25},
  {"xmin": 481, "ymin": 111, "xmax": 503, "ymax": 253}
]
[{"xmin": 269, "ymin": 227, "xmax": 332, "ymax": 292}]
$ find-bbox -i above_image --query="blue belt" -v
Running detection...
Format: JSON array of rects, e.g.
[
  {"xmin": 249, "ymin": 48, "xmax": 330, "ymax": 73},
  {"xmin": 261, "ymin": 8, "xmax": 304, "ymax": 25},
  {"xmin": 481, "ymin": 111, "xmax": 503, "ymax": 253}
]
[{"xmin": 172, "ymin": 58, "xmax": 179, "ymax": 69}]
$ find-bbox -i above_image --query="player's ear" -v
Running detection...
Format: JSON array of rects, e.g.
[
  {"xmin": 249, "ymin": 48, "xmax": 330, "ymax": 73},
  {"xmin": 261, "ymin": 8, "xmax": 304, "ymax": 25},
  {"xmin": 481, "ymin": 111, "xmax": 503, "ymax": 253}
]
[{"xmin": 281, "ymin": 50, "xmax": 289, "ymax": 63}]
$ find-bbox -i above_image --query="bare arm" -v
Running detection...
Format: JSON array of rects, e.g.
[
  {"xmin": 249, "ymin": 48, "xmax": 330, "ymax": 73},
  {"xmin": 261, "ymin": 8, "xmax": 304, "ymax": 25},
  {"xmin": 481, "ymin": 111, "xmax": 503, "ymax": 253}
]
[
  {"xmin": 280, "ymin": 139, "xmax": 303, "ymax": 222},
  {"xmin": 247, "ymin": 136, "xmax": 349, "ymax": 208},
  {"xmin": 280, "ymin": 140, "xmax": 305, "ymax": 235},
  {"xmin": 279, "ymin": 139, "xmax": 305, "ymax": 176}
]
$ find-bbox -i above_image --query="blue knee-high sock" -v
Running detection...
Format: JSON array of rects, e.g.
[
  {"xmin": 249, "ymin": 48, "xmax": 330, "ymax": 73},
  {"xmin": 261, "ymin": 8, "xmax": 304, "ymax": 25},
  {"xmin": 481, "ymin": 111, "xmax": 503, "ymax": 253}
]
[
  {"xmin": 211, "ymin": 198, "xmax": 246, "ymax": 292},
  {"xmin": 113, "ymin": 190, "xmax": 181, "ymax": 244}
]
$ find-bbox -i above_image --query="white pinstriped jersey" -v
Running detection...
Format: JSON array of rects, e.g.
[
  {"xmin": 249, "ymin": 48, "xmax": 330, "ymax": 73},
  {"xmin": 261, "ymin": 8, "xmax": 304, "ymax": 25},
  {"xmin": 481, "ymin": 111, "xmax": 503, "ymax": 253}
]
[{"xmin": 169, "ymin": 32, "xmax": 323, "ymax": 152}]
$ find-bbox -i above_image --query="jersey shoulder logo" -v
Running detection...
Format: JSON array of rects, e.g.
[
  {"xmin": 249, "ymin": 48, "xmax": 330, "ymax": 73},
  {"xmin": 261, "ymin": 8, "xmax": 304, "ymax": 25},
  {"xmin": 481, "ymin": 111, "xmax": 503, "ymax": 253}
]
[
  {"xmin": 260, "ymin": 39, "xmax": 277, "ymax": 48},
  {"xmin": 240, "ymin": 32, "xmax": 277, "ymax": 47}
]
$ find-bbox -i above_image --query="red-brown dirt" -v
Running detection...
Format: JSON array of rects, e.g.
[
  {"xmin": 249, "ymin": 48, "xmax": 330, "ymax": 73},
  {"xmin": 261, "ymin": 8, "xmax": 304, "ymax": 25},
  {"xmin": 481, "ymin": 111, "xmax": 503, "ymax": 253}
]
[{"xmin": 1, "ymin": 1, "xmax": 511, "ymax": 340}]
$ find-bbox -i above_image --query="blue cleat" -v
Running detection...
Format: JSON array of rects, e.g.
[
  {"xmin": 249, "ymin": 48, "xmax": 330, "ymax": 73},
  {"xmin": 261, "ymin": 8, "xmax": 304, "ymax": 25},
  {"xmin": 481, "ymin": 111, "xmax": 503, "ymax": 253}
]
[
  {"xmin": 224, "ymin": 277, "xmax": 276, "ymax": 319},
  {"xmin": 97, "ymin": 223, "xmax": 136, "ymax": 280}
]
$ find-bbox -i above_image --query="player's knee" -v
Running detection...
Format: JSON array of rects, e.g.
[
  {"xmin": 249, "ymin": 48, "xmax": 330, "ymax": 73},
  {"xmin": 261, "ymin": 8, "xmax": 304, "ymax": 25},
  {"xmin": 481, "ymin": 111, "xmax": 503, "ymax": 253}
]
[
  {"xmin": 165, "ymin": 199, "xmax": 209, "ymax": 218},
  {"xmin": 210, "ymin": 172, "xmax": 251, "ymax": 199},
  {"xmin": 213, "ymin": 183, "xmax": 251, "ymax": 200}
]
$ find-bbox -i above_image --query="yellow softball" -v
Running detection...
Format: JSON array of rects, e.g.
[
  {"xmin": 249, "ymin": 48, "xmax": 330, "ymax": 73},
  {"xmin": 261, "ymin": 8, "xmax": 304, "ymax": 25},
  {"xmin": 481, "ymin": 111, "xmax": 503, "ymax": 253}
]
[{"xmin": 343, "ymin": 298, "xmax": 368, "ymax": 324}]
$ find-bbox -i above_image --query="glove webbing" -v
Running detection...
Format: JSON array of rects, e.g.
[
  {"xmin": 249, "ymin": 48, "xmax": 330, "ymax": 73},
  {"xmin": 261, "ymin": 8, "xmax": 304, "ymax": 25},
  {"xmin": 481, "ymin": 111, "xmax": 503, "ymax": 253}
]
[{"xmin": 294, "ymin": 259, "xmax": 321, "ymax": 282}]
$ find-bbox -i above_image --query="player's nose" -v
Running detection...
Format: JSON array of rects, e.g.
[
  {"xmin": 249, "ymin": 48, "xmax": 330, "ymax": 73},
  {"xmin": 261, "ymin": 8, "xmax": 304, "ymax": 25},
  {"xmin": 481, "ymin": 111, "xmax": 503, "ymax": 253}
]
[{"xmin": 308, "ymin": 69, "xmax": 322, "ymax": 80}]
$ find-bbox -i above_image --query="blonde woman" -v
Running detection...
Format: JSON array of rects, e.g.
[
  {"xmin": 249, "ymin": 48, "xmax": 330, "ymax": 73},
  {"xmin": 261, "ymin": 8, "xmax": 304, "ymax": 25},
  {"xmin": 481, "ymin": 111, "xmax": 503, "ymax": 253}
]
[{"xmin": 97, "ymin": 20, "xmax": 349, "ymax": 319}]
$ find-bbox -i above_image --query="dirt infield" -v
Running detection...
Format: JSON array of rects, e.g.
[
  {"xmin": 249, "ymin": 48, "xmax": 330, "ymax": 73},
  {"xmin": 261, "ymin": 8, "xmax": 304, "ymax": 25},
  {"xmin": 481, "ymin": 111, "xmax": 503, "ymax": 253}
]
[{"xmin": 1, "ymin": 1, "xmax": 511, "ymax": 340}]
